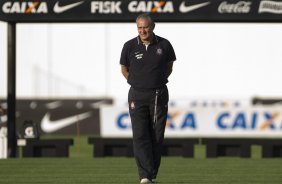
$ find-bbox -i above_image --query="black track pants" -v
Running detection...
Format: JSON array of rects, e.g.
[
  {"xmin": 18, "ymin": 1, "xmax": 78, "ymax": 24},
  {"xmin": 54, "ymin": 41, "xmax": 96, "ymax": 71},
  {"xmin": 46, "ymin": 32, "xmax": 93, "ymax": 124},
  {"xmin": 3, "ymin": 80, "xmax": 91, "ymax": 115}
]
[{"xmin": 128, "ymin": 86, "xmax": 168, "ymax": 180}]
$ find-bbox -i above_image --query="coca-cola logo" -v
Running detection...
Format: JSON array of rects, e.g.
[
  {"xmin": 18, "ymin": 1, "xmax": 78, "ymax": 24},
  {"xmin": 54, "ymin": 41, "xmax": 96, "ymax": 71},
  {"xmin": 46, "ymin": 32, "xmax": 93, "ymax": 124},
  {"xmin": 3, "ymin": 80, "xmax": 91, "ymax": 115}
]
[{"xmin": 218, "ymin": 1, "xmax": 251, "ymax": 13}]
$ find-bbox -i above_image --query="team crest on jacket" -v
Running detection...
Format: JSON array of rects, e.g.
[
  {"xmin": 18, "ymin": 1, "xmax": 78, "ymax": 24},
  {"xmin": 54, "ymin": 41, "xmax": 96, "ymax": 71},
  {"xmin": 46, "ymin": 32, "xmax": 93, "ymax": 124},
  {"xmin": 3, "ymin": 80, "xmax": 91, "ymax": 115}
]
[{"xmin": 156, "ymin": 48, "xmax": 163, "ymax": 55}]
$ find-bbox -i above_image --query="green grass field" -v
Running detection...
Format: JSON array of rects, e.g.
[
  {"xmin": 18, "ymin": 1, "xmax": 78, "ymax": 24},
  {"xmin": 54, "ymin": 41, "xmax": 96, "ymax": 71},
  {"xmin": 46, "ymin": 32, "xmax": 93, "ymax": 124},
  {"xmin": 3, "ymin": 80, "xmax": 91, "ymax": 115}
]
[{"xmin": 1, "ymin": 136, "xmax": 282, "ymax": 184}]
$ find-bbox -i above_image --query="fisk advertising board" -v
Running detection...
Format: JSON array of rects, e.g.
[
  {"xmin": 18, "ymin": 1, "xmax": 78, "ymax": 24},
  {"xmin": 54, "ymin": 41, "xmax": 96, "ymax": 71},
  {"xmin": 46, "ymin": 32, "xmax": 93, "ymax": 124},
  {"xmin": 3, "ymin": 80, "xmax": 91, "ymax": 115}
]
[{"xmin": 101, "ymin": 106, "xmax": 282, "ymax": 138}]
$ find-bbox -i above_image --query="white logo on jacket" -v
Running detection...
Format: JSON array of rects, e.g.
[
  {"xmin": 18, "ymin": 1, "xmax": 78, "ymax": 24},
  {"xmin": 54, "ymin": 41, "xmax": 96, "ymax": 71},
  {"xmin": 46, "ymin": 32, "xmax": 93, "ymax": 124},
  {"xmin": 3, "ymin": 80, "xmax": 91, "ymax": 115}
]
[{"xmin": 135, "ymin": 53, "xmax": 143, "ymax": 59}]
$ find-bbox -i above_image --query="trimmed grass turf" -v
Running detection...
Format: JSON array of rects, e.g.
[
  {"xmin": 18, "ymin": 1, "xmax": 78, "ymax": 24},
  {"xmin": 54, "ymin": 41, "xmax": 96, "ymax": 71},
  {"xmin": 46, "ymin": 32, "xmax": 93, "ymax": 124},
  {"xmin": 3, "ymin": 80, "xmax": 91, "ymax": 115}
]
[
  {"xmin": 1, "ymin": 136, "xmax": 282, "ymax": 183},
  {"xmin": 1, "ymin": 158, "xmax": 282, "ymax": 183}
]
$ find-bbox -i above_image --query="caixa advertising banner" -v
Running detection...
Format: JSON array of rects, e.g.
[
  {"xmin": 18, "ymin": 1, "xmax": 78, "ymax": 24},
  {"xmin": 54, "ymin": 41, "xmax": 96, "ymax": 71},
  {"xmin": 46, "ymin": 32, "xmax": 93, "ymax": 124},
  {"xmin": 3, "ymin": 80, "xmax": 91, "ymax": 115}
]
[
  {"xmin": 100, "ymin": 106, "xmax": 282, "ymax": 138},
  {"xmin": 1, "ymin": 0, "xmax": 282, "ymax": 22},
  {"xmin": 0, "ymin": 98, "xmax": 112, "ymax": 136}
]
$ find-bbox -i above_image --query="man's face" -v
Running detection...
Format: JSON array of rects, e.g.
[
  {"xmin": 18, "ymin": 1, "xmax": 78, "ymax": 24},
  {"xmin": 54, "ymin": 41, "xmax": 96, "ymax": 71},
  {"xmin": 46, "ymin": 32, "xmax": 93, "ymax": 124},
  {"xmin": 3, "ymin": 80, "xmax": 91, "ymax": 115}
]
[{"xmin": 137, "ymin": 18, "xmax": 154, "ymax": 42}]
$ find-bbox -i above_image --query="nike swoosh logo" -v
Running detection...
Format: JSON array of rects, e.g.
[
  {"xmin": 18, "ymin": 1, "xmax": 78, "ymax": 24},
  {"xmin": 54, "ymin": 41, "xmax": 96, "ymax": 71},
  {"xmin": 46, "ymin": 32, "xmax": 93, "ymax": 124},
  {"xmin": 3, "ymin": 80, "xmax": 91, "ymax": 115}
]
[
  {"xmin": 179, "ymin": 2, "xmax": 210, "ymax": 13},
  {"xmin": 41, "ymin": 111, "xmax": 92, "ymax": 133},
  {"xmin": 53, "ymin": 1, "xmax": 84, "ymax": 13}
]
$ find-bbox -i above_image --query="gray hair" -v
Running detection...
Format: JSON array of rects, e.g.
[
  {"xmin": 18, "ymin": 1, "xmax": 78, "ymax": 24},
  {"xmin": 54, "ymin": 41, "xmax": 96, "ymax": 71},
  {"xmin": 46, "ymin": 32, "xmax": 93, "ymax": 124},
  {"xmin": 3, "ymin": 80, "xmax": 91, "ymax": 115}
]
[{"xmin": 136, "ymin": 13, "xmax": 155, "ymax": 28}]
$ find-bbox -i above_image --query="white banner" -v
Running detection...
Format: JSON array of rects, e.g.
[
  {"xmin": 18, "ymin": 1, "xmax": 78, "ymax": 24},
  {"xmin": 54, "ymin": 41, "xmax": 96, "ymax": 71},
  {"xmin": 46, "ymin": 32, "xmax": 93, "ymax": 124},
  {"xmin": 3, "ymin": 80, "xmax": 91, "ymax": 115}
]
[{"xmin": 100, "ymin": 106, "xmax": 282, "ymax": 138}]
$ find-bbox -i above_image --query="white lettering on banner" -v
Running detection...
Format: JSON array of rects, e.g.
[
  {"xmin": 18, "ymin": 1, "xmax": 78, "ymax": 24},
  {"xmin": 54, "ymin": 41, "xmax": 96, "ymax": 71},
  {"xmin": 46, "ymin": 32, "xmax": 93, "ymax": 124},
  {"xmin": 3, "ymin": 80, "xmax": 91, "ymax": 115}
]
[
  {"xmin": 259, "ymin": 0, "xmax": 282, "ymax": 14},
  {"xmin": 128, "ymin": 1, "xmax": 174, "ymax": 13},
  {"xmin": 53, "ymin": 1, "xmax": 84, "ymax": 14},
  {"xmin": 100, "ymin": 106, "xmax": 282, "ymax": 138},
  {"xmin": 179, "ymin": 1, "xmax": 210, "ymax": 13},
  {"xmin": 2, "ymin": 2, "xmax": 48, "ymax": 14},
  {"xmin": 91, "ymin": 1, "xmax": 122, "ymax": 14},
  {"xmin": 218, "ymin": 1, "xmax": 251, "ymax": 13}
]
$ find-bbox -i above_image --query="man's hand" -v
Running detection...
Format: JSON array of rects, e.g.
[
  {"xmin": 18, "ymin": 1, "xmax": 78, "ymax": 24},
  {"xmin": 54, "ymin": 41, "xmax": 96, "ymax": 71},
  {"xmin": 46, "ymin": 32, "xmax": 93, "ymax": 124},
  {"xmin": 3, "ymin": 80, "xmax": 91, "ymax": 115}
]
[
  {"xmin": 121, "ymin": 65, "xmax": 129, "ymax": 80},
  {"xmin": 167, "ymin": 62, "xmax": 173, "ymax": 78}
]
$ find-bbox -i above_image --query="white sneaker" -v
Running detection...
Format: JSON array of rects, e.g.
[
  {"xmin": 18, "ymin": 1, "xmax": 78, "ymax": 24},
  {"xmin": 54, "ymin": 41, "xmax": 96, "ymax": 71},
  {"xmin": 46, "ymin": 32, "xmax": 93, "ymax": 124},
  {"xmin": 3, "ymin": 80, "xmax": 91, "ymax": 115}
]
[{"xmin": 140, "ymin": 178, "xmax": 152, "ymax": 184}]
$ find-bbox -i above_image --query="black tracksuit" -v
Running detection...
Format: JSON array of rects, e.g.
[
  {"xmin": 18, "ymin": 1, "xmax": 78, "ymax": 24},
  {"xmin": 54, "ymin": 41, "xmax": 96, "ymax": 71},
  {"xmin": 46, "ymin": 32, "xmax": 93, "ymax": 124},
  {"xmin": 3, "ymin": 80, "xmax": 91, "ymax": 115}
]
[{"xmin": 120, "ymin": 34, "xmax": 176, "ymax": 180}]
